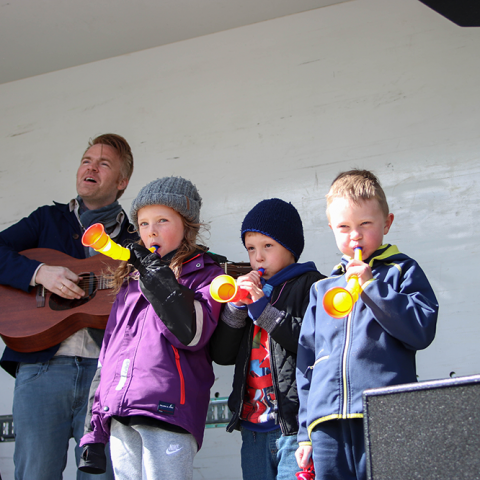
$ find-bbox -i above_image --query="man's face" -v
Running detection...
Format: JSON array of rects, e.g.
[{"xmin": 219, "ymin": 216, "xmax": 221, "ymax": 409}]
[
  {"xmin": 76, "ymin": 144, "xmax": 128, "ymax": 209},
  {"xmin": 328, "ymin": 197, "xmax": 394, "ymax": 260}
]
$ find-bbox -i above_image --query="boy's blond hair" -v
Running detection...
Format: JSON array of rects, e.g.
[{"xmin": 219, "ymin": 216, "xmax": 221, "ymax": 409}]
[{"xmin": 326, "ymin": 169, "xmax": 389, "ymax": 218}]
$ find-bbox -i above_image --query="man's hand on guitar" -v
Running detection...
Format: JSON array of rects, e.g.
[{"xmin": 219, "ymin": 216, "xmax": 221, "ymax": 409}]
[{"xmin": 35, "ymin": 265, "xmax": 85, "ymax": 299}]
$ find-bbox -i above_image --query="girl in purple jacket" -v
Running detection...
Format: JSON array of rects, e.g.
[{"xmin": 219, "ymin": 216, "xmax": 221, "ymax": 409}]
[{"xmin": 79, "ymin": 176, "xmax": 224, "ymax": 480}]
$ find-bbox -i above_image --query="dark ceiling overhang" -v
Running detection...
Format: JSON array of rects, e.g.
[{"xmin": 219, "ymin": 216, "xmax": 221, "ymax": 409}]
[{"xmin": 419, "ymin": 0, "xmax": 480, "ymax": 27}]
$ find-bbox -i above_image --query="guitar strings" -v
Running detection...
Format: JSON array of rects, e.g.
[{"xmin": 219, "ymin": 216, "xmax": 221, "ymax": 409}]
[
  {"xmin": 73, "ymin": 274, "xmax": 114, "ymax": 291},
  {"xmin": 43, "ymin": 274, "xmax": 114, "ymax": 294}
]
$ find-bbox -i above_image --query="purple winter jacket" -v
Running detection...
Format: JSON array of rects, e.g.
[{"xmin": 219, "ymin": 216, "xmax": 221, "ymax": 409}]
[{"xmin": 80, "ymin": 252, "xmax": 223, "ymax": 449}]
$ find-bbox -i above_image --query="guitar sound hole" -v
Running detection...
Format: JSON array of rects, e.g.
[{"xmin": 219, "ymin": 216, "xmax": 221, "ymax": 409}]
[{"xmin": 49, "ymin": 272, "xmax": 98, "ymax": 311}]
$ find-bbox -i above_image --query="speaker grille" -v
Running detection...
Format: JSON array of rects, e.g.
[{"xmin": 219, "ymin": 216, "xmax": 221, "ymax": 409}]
[{"xmin": 363, "ymin": 375, "xmax": 480, "ymax": 480}]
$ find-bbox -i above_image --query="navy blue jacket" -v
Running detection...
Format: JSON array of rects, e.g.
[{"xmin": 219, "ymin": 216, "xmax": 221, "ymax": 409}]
[
  {"xmin": 297, "ymin": 244, "xmax": 438, "ymax": 444},
  {"xmin": 0, "ymin": 201, "xmax": 137, "ymax": 376}
]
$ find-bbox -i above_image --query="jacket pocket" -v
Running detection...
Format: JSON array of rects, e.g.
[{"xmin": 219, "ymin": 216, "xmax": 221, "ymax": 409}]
[
  {"xmin": 171, "ymin": 346, "xmax": 186, "ymax": 405},
  {"xmin": 303, "ymin": 355, "xmax": 330, "ymax": 380},
  {"xmin": 15, "ymin": 362, "xmax": 47, "ymax": 387},
  {"xmin": 312, "ymin": 355, "xmax": 329, "ymax": 368}
]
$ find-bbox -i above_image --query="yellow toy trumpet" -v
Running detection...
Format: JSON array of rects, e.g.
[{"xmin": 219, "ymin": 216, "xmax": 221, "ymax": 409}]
[
  {"xmin": 82, "ymin": 223, "xmax": 131, "ymax": 261},
  {"xmin": 323, "ymin": 247, "xmax": 363, "ymax": 318},
  {"xmin": 82, "ymin": 223, "xmax": 157, "ymax": 261}
]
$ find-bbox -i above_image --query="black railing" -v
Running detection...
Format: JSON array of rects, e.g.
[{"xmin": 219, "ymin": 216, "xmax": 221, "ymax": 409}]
[
  {"xmin": 1, "ymin": 397, "xmax": 231, "ymax": 442},
  {"xmin": 0, "ymin": 415, "xmax": 14, "ymax": 443}
]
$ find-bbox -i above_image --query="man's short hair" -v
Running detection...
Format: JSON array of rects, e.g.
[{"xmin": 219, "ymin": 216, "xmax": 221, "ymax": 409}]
[
  {"xmin": 86, "ymin": 133, "xmax": 134, "ymax": 199},
  {"xmin": 326, "ymin": 169, "xmax": 389, "ymax": 219}
]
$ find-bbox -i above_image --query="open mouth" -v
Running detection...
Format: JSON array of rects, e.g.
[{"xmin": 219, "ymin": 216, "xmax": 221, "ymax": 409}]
[{"xmin": 84, "ymin": 176, "xmax": 97, "ymax": 183}]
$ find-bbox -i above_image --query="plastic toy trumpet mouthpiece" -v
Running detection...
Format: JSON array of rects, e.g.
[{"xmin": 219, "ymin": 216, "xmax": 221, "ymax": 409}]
[
  {"xmin": 323, "ymin": 247, "xmax": 363, "ymax": 318},
  {"xmin": 210, "ymin": 268, "xmax": 264, "ymax": 303},
  {"xmin": 82, "ymin": 223, "xmax": 131, "ymax": 261}
]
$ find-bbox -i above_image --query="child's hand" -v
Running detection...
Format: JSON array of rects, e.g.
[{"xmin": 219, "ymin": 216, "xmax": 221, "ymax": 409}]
[
  {"xmin": 78, "ymin": 443, "xmax": 107, "ymax": 474},
  {"xmin": 345, "ymin": 258, "xmax": 373, "ymax": 287},
  {"xmin": 127, "ymin": 243, "xmax": 161, "ymax": 275},
  {"xmin": 295, "ymin": 445, "xmax": 312, "ymax": 469},
  {"xmin": 233, "ymin": 270, "xmax": 264, "ymax": 306}
]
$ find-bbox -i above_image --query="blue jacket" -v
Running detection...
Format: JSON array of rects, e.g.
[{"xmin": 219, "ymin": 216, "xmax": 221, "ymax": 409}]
[
  {"xmin": 296, "ymin": 244, "xmax": 438, "ymax": 444},
  {"xmin": 80, "ymin": 253, "xmax": 223, "ymax": 449},
  {"xmin": 0, "ymin": 201, "xmax": 137, "ymax": 376}
]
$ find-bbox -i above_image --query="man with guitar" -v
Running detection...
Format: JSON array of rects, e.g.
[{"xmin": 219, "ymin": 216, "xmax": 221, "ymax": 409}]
[{"xmin": 0, "ymin": 133, "xmax": 138, "ymax": 480}]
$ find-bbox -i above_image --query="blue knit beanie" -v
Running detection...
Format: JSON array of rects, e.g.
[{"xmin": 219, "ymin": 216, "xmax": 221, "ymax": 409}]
[
  {"xmin": 130, "ymin": 176, "xmax": 202, "ymax": 230},
  {"xmin": 241, "ymin": 198, "xmax": 304, "ymax": 261}
]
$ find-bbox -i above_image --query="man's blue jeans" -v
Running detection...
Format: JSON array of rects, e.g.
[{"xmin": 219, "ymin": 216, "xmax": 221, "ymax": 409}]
[
  {"xmin": 241, "ymin": 427, "xmax": 299, "ymax": 480},
  {"xmin": 13, "ymin": 356, "xmax": 113, "ymax": 480}
]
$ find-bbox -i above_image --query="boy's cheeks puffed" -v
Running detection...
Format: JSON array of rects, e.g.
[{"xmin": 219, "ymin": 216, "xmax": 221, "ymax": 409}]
[
  {"xmin": 327, "ymin": 197, "xmax": 394, "ymax": 260},
  {"xmin": 244, "ymin": 231, "xmax": 295, "ymax": 280}
]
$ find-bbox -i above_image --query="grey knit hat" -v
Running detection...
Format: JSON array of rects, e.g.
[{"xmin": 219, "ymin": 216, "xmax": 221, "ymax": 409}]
[{"xmin": 130, "ymin": 176, "xmax": 202, "ymax": 229}]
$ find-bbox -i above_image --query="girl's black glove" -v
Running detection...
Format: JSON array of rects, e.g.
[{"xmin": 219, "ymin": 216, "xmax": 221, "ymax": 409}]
[
  {"xmin": 78, "ymin": 443, "xmax": 106, "ymax": 474},
  {"xmin": 127, "ymin": 243, "xmax": 197, "ymax": 345}
]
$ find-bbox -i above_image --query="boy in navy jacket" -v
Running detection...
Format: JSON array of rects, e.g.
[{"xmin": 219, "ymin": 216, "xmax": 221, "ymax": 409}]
[{"xmin": 296, "ymin": 169, "xmax": 438, "ymax": 480}]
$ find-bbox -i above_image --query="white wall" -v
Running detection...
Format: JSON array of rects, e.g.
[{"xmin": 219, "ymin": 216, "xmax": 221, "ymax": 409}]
[{"xmin": 1, "ymin": 0, "xmax": 480, "ymax": 478}]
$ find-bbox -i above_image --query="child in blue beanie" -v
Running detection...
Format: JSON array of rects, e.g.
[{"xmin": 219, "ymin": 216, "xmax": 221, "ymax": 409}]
[{"xmin": 210, "ymin": 198, "xmax": 325, "ymax": 480}]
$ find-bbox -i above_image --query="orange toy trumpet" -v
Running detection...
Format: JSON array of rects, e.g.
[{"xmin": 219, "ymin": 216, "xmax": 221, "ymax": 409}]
[
  {"xmin": 210, "ymin": 268, "xmax": 264, "ymax": 303},
  {"xmin": 323, "ymin": 247, "xmax": 363, "ymax": 318}
]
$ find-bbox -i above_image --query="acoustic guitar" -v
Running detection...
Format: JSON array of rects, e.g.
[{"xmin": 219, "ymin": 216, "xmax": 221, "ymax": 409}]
[
  {"xmin": 0, "ymin": 249, "xmax": 120, "ymax": 353},
  {"xmin": 0, "ymin": 248, "xmax": 252, "ymax": 353}
]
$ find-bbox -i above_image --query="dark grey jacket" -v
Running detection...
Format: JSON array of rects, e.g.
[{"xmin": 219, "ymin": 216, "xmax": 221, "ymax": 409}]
[{"xmin": 210, "ymin": 266, "xmax": 324, "ymax": 435}]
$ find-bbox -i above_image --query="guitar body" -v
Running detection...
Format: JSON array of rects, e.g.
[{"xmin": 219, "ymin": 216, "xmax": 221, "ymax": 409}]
[{"xmin": 0, "ymin": 249, "xmax": 121, "ymax": 353}]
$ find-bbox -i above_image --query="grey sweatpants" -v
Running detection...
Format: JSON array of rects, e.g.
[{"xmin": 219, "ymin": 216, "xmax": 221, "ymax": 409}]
[{"xmin": 110, "ymin": 418, "xmax": 198, "ymax": 480}]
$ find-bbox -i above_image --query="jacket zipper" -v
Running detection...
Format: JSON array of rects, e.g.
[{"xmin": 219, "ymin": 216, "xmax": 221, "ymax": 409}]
[
  {"xmin": 163, "ymin": 253, "xmax": 201, "ymax": 407},
  {"xmin": 171, "ymin": 345, "xmax": 186, "ymax": 405},
  {"xmin": 308, "ymin": 355, "xmax": 329, "ymax": 369},
  {"xmin": 269, "ymin": 335, "xmax": 286, "ymax": 433},
  {"xmin": 228, "ymin": 323, "xmax": 253, "ymax": 433},
  {"xmin": 341, "ymin": 309, "xmax": 353, "ymax": 417}
]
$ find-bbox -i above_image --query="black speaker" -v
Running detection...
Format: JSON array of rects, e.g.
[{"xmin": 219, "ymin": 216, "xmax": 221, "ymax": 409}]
[
  {"xmin": 419, "ymin": 0, "xmax": 480, "ymax": 27},
  {"xmin": 363, "ymin": 374, "xmax": 480, "ymax": 480}
]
